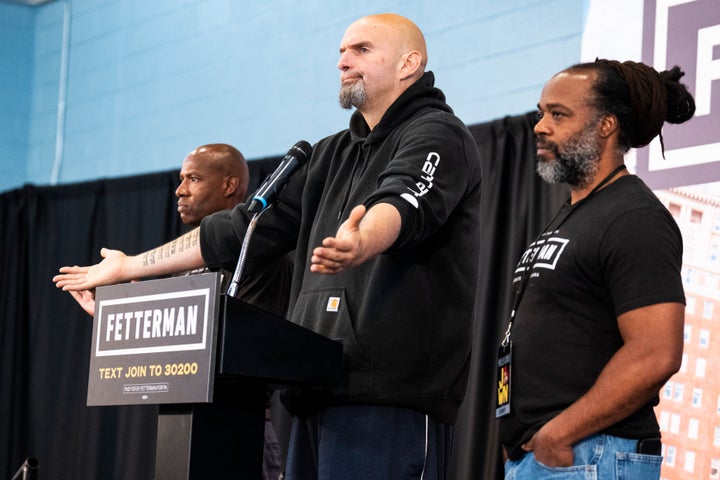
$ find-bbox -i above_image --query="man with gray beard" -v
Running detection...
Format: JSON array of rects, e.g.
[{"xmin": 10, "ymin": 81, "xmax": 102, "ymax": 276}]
[{"xmin": 498, "ymin": 59, "xmax": 695, "ymax": 480}]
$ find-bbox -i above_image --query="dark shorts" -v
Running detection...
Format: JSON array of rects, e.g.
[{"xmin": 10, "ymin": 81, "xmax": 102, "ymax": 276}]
[{"xmin": 284, "ymin": 405, "xmax": 454, "ymax": 480}]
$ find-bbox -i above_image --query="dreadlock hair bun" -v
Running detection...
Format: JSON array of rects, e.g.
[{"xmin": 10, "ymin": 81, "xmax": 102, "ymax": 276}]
[
  {"xmin": 660, "ymin": 66, "xmax": 696, "ymax": 124},
  {"xmin": 567, "ymin": 59, "xmax": 696, "ymax": 152}
]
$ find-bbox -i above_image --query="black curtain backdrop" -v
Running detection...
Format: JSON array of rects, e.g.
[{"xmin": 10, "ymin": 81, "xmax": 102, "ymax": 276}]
[
  {"xmin": 0, "ymin": 115, "xmax": 566, "ymax": 480},
  {"xmin": 449, "ymin": 113, "xmax": 567, "ymax": 480}
]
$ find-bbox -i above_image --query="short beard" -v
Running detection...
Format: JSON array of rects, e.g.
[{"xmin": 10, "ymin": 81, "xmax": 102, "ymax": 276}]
[
  {"xmin": 536, "ymin": 119, "xmax": 602, "ymax": 189},
  {"xmin": 339, "ymin": 80, "xmax": 367, "ymax": 110}
]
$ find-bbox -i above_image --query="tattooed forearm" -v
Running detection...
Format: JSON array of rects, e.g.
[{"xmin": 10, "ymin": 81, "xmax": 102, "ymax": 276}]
[
  {"xmin": 141, "ymin": 229, "xmax": 200, "ymax": 267},
  {"xmin": 141, "ymin": 248, "xmax": 157, "ymax": 267}
]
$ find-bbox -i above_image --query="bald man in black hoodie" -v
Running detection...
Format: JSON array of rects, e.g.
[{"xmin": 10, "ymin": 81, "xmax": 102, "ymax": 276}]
[{"xmin": 55, "ymin": 14, "xmax": 482, "ymax": 480}]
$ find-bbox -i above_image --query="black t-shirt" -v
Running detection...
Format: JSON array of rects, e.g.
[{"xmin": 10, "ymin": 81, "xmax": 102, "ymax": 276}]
[
  {"xmin": 499, "ymin": 175, "xmax": 685, "ymax": 458},
  {"xmin": 178, "ymin": 255, "xmax": 293, "ymax": 319}
]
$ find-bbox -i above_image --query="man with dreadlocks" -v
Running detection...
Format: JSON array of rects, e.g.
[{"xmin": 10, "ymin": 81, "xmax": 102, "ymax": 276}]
[{"xmin": 498, "ymin": 59, "xmax": 695, "ymax": 479}]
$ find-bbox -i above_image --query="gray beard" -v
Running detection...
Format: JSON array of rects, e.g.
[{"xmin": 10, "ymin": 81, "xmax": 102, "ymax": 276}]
[
  {"xmin": 339, "ymin": 80, "xmax": 367, "ymax": 110},
  {"xmin": 536, "ymin": 122, "xmax": 601, "ymax": 189}
]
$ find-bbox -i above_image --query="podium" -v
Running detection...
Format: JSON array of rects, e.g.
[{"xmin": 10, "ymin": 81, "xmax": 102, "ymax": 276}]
[{"xmin": 88, "ymin": 274, "xmax": 343, "ymax": 480}]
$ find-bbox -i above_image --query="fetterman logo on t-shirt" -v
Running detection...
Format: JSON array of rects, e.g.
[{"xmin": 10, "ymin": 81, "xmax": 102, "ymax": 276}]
[{"xmin": 514, "ymin": 236, "xmax": 570, "ymax": 277}]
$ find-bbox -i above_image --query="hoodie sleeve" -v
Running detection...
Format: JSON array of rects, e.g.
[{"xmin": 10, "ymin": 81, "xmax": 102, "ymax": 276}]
[{"xmin": 363, "ymin": 111, "xmax": 482, "ymax": 250}]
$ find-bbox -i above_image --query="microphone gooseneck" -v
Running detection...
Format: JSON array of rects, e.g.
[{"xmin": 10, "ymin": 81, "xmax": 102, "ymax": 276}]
[{"xmin": 227, "ymin": 140, "xmax": 312, "ymax": 297}]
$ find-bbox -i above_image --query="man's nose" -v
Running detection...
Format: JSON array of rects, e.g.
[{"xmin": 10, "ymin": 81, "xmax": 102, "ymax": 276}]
[{"xmin": 176, "ymin": 180, "xmax": 188, "ymax": 197}]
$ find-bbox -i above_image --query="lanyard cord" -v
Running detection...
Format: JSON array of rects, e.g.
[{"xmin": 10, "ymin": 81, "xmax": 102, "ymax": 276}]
[{"xmin": 501, "ymin": 164, "xmax": 627, "ymax": 346}]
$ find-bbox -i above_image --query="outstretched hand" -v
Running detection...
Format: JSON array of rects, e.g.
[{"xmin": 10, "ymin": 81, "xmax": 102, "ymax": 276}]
[
  {"xmin": 69, "ymin": 289, "xmax": 96, "ymax": 316},
  {"xmin": 53, "ymin": 248, "xmax": 128, "ymax": 291},
  {"xmin": 311, "ymin": 205, "xmax": 368, "ymax": 274},
  {"xmin": 310, "ymin": 202, "xmax": 401, "ymax": 275}
]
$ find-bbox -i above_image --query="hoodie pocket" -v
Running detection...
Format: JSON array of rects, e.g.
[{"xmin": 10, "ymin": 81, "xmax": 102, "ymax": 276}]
[{"xmin": 291, "ymin": 287, "xmax": 372, "ymax": 393}]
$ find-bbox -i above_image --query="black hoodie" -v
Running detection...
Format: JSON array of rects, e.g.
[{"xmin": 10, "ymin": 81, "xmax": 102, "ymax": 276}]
[{"xmin": 200, "ymin": 72, "xmax": 483, "ymax": 423}]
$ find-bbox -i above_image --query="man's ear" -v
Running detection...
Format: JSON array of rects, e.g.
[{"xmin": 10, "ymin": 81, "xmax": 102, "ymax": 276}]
[
  {"xmin": 398, "ymin": 50, "xmax": 422, "ymax": 80},
  {"xmin": 223, "ymin": 175, "xmax": 239, "ymax": 197},
  {"xmin": 599, "ymin": 114, "xmax": 619, "ymax": 138}
]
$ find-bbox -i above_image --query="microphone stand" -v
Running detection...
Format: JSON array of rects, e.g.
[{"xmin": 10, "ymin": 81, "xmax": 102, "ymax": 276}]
[
  {"xmin": 226, "ymin": 208, "xmax": 268, "ymax": 298},
  {"xmin": 10, "ymin": 457, "xmax": 38, "ymax": 480}
]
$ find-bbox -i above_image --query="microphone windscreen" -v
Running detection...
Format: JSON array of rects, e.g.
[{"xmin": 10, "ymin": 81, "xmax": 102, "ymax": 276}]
[{"xmin": 289, "ymin": 140, "xmax": 312, "ymax": 166}]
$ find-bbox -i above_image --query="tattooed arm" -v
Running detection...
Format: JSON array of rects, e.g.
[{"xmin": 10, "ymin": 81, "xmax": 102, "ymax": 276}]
[{"xmin": 53, "ymin": 228, "xmax": 205, "ymax": 291}]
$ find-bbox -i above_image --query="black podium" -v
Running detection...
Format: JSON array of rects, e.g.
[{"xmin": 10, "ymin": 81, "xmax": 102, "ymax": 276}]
[
  {"xmin": 88, "ymin": 274, "xmax": 343, "ymax": 480},
  {"xmin": 154, "ymin": 295, "xmax": 344, "ymax": 479}
]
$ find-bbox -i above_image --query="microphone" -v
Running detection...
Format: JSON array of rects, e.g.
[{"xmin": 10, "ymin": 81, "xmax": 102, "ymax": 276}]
[
  {"xmin": 228, "ymin": 141, "xmax": 312, "ymax": 297},
  {"xmin": 248, "ymin": 140, "xmax": 312, "ymax": 214}
]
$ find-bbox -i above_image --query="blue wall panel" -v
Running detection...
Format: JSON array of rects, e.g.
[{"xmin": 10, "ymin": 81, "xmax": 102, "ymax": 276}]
[
  {"xmin": 0, "ymin": 3, "xmax": 34, "ymax": 190},
  {"xmin": 0, "ymin": 0, "xmax": 586, "ymax": 193}
]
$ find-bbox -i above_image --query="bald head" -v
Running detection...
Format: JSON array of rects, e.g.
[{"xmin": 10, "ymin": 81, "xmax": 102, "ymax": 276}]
[
  {"xmin": 186, "ymin": 144, "xmax": 248, "ymax": 183},
  {"xmin": 176, "ymin": 143, "xmax": 249, "ymax": 226},
  {"xmin": 355, "ymin": 14, "xmax": 428, "ymax": 71},
  {"xmin": 338, "ymin": 14, "xmax": 428, "ymax": 128}
]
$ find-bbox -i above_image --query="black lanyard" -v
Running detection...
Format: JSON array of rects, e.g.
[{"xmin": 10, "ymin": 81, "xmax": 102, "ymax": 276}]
[{"xmin": 500, "ymin": 164, "xmax": 627, "ymax": 347}]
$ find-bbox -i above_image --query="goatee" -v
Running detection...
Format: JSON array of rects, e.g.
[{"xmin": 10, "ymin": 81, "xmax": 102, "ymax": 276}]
[{"xmin": 339, "ymin": 80, "xmax": 367, "ymax": 110}]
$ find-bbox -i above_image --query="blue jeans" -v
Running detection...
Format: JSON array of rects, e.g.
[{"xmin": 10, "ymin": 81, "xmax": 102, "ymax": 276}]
[{"xmin": 504, "ymin": 434, "xmax": 662, "ymax": 480}]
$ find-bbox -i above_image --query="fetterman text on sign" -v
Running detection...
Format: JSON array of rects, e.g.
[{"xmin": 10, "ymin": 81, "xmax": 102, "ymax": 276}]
[{"xmin": 87, "ymin": 273, "xmax": 220, "ymax": 406}]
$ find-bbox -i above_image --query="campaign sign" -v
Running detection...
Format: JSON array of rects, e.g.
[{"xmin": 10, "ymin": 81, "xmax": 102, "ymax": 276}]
[
  {"xmin": 637, "ymin": 0, "xmax": 720, "ymax": 188},
  {"xmin": 87, "ymin": 272, "xmax": 220, "ymax": 406}
]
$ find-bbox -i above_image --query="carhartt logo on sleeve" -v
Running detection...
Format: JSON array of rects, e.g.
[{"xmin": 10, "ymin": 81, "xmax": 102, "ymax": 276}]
[
  {"xmin": 401, "ymin": 151, "xmax": 440, "ymax": 208},
  {"xmin": 326, "ymin": 297, "xmax": 341, "ymax": 312}
]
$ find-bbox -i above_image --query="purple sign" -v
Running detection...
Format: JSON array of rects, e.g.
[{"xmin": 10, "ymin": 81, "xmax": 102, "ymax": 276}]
[{"xmin": 638, "ymin": 0, "xmax": 720, "ymax": 188}]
